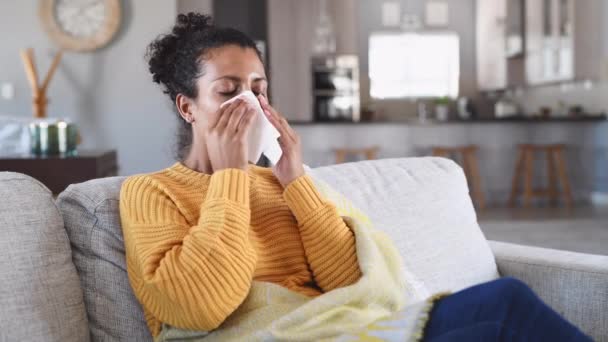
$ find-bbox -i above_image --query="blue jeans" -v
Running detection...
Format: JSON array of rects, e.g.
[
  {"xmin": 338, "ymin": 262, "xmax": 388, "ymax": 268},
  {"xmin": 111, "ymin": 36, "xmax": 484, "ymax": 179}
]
[{"xmin": 424, "ymin": 277, "xmax": 592, "ymax": 341}]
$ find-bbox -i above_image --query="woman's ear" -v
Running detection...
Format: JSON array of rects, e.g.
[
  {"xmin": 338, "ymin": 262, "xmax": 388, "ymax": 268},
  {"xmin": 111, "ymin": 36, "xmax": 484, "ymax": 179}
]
[{"xmin": 176, "ymin": 94, "xmax": 196, "ymax": 123}]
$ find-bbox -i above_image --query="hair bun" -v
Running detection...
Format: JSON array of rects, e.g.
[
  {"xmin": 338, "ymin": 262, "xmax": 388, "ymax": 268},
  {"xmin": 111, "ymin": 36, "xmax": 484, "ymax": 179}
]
[{"xmin": 173, "ymin": 13, "xmax": 213, "ymax": 36}]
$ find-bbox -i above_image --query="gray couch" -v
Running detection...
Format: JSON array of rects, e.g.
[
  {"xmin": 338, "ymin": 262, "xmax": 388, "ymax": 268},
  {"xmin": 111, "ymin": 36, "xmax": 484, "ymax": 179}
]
[{"xmin": 1, "ymin": 157, "xmax": 606, "ymax": 342}]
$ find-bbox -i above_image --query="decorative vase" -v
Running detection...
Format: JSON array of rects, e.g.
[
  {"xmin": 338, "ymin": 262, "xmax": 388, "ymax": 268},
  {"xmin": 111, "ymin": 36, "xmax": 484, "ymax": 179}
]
[
  {"xmin": 20, "ymin": 48, "xmax": 62, "ymax": 119},
  {"xmin": 435, "ymin": 104, "xmax": 449, "ymax": 121},
  {"xmin": 32, "ymin": 94, "xmax": 48, "ymax": 119},
  {"xmin": 29, "ymin": 118, "xmax": 78, "ymax": 156}
]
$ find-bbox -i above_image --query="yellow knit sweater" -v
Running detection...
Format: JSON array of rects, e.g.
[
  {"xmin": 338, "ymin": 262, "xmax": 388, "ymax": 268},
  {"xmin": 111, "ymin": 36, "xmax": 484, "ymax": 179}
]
[{"xmin": 119, "ymin": 163, "xmax": 362, "ymax": 337}]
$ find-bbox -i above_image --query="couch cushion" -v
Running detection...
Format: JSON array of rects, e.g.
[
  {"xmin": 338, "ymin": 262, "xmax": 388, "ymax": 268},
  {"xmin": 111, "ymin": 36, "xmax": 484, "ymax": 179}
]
[
  {"xmin": 308, "ymin": 157, "xmax": 499, "ymax": 298},
  {"xmin": 57, "ymin": 157, "xmax": 498, "ymax": 341},
  {"xmin": 0, "ymin": 172, "xmax": 89, "ymax": 342},
  {"xmin": 57, "ymin": 176, "xmax": 151, "ymax": 342}
]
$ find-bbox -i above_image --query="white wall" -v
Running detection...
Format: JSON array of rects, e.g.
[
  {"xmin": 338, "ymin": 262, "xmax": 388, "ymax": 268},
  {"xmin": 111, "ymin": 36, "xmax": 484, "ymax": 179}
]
[
  {"xmin": 177, "ymin": 0, "xmax": 213, "ymax": 15},
  {"xmin": 0, "ymin": 0, "xmax": 178, "ymax": 176}
]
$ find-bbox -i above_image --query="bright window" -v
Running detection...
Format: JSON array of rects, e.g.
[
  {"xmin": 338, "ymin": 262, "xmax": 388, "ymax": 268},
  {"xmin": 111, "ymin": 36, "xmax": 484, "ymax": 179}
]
[{"xmin": 369, "ymin": 32, "xmax": 460, "ymax": 99}]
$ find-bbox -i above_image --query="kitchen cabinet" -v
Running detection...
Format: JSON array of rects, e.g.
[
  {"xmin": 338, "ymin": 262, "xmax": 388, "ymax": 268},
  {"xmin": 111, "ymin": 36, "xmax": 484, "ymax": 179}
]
[
  {"xmin": 525, "ymin": 0, "xmax": 574, "ymax": 84},
  {"xmin": 478, "ymin": 0, "xmax": 606, "ymax": 90},
  {"xmin": 477, "ymin": 0, "xmax": 527, "ymax": 91},
  {"xmin": 476, "ymin": 0, "xmax": 507, "ymax": 91},
  {"xmin": 526, "ymin": 0, "xmax": 605, "ymax": 85},
  {"xmin": 506, "ymin": 0, "xmax": 525, "ymax": 58}
]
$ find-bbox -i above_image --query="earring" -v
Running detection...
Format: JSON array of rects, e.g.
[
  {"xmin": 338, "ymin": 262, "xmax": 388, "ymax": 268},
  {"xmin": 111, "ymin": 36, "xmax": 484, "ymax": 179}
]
[{"xmin": 186, "ymin": 116, "xmax": 194, "ymax": 123}]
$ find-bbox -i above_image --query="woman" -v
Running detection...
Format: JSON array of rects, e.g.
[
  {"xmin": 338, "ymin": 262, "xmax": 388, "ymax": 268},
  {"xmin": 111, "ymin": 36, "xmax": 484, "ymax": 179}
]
[{"xmin": 120, "ymin": 13, "xmax": 591, "ymax": 341}]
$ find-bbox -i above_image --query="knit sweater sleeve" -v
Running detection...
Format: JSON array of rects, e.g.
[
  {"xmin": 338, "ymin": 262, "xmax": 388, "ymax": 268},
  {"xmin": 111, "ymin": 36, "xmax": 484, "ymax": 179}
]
[
  {"xmin": 119, "ymin": 169, "xmax": 256, "ymax": 334},
  {"xmin": 282, "ymin": 175, "xmax": 362, "ymax": 292}
]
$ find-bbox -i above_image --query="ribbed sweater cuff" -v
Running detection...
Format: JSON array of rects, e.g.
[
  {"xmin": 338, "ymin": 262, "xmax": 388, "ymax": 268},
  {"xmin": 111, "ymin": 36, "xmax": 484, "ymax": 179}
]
[
  {"xmin": 283, "ymin": 175, "xmax": 324, "ymax": 221},
  {"xmin": 206, "ymin": 168, "xmax": 250, "ymax": 206}
]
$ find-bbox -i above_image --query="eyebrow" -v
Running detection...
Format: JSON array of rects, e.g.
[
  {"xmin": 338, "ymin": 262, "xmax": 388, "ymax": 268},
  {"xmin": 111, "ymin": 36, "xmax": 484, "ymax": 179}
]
[{"xmin": 212, "ymin": 75, "xmax": 267, "ymax": 82}]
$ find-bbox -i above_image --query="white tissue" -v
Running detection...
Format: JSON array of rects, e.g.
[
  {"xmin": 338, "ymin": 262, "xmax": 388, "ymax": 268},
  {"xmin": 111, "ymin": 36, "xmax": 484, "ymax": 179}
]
[{"xmin": 220, "ymin": 91, "xmax": 282, "ymax": 165}]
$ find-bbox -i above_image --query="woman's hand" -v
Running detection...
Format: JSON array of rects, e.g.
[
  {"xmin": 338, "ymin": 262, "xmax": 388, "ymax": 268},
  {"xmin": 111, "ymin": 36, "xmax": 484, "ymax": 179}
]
[
  {"xmin": 206, "ymin": 98, "xmax": 257, "ymax": 172},
  {"xmin": 258, "ymin": 95, "xmax": 305, "ymax": 188}
]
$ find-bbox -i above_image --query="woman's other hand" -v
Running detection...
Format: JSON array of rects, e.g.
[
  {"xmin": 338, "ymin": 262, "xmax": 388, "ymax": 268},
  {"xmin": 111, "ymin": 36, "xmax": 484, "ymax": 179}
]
[
  {"xmin": 206, "ymin": 98, "xmax": 257, "ymax": 172},
  {"xmin": 258, "ymin": 95, "xmax": 305, "ymax": 188}
]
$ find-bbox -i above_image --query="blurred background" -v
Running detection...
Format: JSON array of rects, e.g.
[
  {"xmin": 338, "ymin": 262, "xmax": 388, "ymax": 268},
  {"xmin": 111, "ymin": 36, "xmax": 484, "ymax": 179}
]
[{"xmin": 0, "ymin": 0, "xmax": 607, "ymax": 254}]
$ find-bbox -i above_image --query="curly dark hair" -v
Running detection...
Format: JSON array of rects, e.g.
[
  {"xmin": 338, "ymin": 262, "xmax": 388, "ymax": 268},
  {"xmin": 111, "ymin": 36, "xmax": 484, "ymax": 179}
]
[{"xmin": 146, "ymin": 12, "xmax": 263, "ymax": 160}]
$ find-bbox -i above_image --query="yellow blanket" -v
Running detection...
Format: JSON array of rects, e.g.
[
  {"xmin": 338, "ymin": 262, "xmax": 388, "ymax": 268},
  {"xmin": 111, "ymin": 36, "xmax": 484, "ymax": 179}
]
[{"xmin": 155, "ymin": 175, "xmax": 444, "ymax": 342}]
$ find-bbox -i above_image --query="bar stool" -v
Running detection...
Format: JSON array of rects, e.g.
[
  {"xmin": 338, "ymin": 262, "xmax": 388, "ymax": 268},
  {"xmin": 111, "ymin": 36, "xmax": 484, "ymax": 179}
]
[
  {"xmin": 334, "ymin": 146, "xmax": 379, "ymax": 164},
  {"xmin": 509, "ymin": 144, "xmax": 573, "ymax": 207},
  {"xmin": 432, "ymin": 145, "xmax": 485, "ymax": 210}
]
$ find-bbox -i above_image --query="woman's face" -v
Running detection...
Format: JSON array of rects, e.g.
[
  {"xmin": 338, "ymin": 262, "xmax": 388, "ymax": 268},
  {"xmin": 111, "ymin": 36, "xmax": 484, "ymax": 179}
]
[{"xmin": 192, "ymin": 45, "xmax": 267, "ymax": 128}]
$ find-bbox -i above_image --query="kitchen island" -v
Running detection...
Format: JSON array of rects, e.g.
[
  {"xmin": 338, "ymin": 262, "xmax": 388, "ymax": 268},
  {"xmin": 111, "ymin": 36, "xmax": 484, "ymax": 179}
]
[{"xmin": 292, "ymin": 116, "xmax": 608, "ymax": 206}]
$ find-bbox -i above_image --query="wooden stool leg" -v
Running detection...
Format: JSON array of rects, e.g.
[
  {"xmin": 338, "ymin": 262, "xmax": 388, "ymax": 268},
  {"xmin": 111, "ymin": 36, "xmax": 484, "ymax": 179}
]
[
  {"xmin": 460, "ymin": 152, "xmax": 474, "ymax": 205},
  {"xmin": 335, "ymin": 150, "xmax": 347, "ymax": 164},
  {"xmin": 523, "ymin": 150, "xmax": 535, "ymax": 208},
  {"xmin": 464, "ymin": 149, "xmax": 485, "ymax": 210},
  {"xmin": 460, "ymin": 151, "xmax": 471, "ymax": 185},
  {"xmin": 546, "ymin": 150, "xmax": 559, "ymax": 206},
  {"xmin": 365, "ymin": 148, "xmax": 378, "ymax": 160},
  {"xmin": 509, "ymin": 149, "xmax": 526, "ymax": 207},
  {"xmin": 553, "ymin": 149, "xmax": 574, "ymax": 207}
]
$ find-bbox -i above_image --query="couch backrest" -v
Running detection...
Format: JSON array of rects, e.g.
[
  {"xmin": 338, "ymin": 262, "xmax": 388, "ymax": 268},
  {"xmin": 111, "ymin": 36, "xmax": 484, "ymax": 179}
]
[
  {"xmin": 57, "ymin": 174, "xmax": 149, "ymax": 342},
  {"xmin": 57, "ymin": 157, "xmax": 498, "ymax": 341},
  {"xmin": 0, "ymin": 172, "xmax": 89, "ymax": 342},
  {"xmin": 308, "ymin": 158, "xmax": 499, "ymax": 297}
]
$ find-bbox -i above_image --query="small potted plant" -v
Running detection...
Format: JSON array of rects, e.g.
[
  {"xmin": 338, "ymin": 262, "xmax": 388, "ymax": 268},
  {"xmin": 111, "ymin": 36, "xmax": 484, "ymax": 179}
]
[{"xmin": 434, "ymin": 97, "xmax": 450, "ymax": 121}]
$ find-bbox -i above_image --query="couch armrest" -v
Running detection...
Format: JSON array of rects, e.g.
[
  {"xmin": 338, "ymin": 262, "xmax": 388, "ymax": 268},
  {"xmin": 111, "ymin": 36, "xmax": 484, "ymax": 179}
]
[{"xmin": 489, "ymin": 240, "xmax": 608, "ymax": 341}]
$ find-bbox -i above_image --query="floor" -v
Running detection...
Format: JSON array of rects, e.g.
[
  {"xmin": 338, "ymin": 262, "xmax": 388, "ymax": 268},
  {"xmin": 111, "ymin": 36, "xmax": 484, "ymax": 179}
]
[{"xmin": 477, "ymin": 206, "xmax": 608, "ymax": 256}]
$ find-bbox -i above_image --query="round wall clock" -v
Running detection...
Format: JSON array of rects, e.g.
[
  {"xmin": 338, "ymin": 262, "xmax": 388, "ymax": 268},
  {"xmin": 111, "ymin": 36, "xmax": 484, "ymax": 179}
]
[{"xmin": 39, "ymin": 0, "xmax": 122, "ymax": 52}]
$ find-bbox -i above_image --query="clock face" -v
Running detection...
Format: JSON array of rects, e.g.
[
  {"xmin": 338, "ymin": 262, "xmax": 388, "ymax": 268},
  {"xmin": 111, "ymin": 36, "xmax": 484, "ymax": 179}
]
[
  {"xmin": 55, "ymin": 0, "xmax": 107, "ymax": 38},
  {"xmin": 40, "ymin": 0, "xmax": 121, "ymax": 52}
]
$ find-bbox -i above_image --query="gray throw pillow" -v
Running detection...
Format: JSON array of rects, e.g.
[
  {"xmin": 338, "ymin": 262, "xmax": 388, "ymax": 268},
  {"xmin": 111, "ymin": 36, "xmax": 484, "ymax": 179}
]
[
  {"xmin": 57, "ymin": 176, "xmax": 152, "ymax": 342},
  {"xmin": 0, "ymin": 172, "xmax": 89, "ymax": 342}
]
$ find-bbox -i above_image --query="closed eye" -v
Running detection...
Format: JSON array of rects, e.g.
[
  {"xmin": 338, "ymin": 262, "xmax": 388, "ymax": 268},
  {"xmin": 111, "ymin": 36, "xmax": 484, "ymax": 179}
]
[{"xmin": 219, "ymin": 90, "xmax": 238, "ymax": 97}]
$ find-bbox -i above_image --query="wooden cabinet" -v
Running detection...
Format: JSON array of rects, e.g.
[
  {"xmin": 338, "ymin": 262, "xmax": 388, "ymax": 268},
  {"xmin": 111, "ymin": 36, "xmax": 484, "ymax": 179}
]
[{"xmin": 0, "ymin": 150, "xmax": 118, "ymax": 194}]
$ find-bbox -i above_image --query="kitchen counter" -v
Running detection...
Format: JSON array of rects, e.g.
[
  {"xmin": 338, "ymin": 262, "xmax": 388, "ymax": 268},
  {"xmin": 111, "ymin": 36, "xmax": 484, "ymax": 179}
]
[
  {"xmin": 289, "ymin": 114, "xmax": 607, "ymax": 125},
  {"xmin": 293, "ymin": 118, "xmax": 608, "ymax": 206}
]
